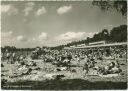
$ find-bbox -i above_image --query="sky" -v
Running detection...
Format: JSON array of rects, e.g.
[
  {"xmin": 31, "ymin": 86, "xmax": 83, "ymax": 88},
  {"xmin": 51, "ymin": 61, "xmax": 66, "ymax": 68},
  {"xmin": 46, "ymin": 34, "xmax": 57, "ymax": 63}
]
[{"xmin": 1, "ymin": 1, "xmax": 127, "ymax": 48}]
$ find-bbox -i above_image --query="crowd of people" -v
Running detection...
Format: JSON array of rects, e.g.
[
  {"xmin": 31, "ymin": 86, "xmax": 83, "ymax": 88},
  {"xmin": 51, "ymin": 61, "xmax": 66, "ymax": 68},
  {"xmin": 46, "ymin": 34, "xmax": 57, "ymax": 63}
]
[
  {"xmin": 1, "ymin": 44, "xmax": 127, "ymax": 77},
  {"xmin": 30, "ymin": 45, "xmax": 126, "ymax": 76}
]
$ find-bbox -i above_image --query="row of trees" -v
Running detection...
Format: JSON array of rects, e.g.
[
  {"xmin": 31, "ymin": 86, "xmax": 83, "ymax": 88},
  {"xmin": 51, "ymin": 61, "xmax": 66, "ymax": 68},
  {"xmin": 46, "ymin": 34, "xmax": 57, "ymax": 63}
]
[
  {"xmin": 1, "ymin": 46, "xmax": 35, "ymax": 53},
  {"xmin": 52, "ymin": 25, "xmax": 127, "ymax": 50},
  {"xmin": 1, "ymin": 46, "xmax": 49, "ymax": 53},
  {"xmin": 87, "ymin": 25, "xmax": 127, "ymax": 43}
]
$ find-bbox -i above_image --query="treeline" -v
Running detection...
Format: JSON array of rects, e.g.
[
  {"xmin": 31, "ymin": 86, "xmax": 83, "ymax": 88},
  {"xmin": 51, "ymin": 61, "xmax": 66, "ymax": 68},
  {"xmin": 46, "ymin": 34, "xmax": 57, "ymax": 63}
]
[
  {"xmin": 1, "ymin": 46, "xmax": 49, "ymax": 52},
  {"xmin": 1, "ymin": 46, "xmax": 35, "ymax": 53},
  {"xmin": 51, "ymin": 25, "xmax": 127, "ymax": 50}
]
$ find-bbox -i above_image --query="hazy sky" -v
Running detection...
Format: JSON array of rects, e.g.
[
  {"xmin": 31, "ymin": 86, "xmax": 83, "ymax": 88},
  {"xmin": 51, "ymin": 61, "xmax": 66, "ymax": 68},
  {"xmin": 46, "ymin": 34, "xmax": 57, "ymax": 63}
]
[{"xmin": 1, "ymin": 1, "xmax": 126, "ymax": 48}]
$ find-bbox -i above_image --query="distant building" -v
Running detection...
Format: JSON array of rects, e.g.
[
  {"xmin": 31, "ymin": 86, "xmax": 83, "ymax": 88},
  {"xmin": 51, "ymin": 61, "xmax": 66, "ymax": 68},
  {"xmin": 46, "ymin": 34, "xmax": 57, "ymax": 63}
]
[
  {"xmin": 65, "ymin": 42, "xmax": 127, "ymax": 50},
  {"xmin": 70, "ymin": 45, "xmax": 75, "ymax": 48},
  {"xmin": 63, "ymin": 47, "xmax": 72, "ymax": 50},
  {"xmin": 89, "ymin": 41, "xmax": 106, "ymax": 46},
  {"xmin": 76, "ymin": 44, "xmax": 86, "ymax": 47}
]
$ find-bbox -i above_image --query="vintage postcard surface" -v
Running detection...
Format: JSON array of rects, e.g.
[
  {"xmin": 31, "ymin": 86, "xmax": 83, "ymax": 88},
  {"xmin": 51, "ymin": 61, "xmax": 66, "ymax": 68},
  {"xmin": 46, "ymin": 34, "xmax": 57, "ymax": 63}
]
[{"xmin": 1, "ymin": 0, "xmax": 127, "ymax": 90}]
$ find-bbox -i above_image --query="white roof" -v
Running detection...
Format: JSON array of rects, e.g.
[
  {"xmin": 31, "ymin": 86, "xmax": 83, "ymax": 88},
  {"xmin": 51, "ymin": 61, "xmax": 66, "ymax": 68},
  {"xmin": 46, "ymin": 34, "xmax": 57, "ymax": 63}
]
[{"xmin": 69, "ymin": 42, "xmax": 127, "ymax": 49}]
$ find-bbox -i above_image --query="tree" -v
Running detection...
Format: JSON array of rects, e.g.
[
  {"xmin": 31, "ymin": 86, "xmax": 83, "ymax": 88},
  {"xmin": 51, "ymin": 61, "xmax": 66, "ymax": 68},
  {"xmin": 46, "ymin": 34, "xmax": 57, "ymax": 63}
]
[
  {"xmin": 110, "ymin": 25, "xmax": 127, "ymax": 42},
  {"xmin": 101, "ymin": 29, "xmax": 110, "ymax": 41},
  {"xmin": 92, "ymin": 0, "xmax": 127, "ymax": 16}
]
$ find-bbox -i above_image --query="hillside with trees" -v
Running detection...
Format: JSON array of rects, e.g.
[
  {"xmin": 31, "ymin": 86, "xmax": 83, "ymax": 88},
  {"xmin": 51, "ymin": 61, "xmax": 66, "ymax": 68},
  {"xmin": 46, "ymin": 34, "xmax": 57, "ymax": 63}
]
[{"xmin": 52, "ymin": 25, "xmax": 127, "ymax": 50}]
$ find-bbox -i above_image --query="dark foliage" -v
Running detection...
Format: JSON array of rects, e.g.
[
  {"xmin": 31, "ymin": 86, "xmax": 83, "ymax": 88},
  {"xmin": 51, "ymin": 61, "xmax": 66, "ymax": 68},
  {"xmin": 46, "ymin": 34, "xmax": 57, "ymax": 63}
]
[
  {"xmin": 110, "ymin": 25, "xmax": 127, "ymax": 42},
  {"xmin": 92, "ymin": 0, "xmax": 127, "ymax": 16}
]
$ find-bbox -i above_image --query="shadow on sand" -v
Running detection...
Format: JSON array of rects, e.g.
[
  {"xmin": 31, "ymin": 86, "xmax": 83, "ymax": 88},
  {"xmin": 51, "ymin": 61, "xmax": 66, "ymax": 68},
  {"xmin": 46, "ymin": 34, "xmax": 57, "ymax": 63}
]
[{"xmin": 2, "ymin": 79, "xmax": 127, "ymax": 90}]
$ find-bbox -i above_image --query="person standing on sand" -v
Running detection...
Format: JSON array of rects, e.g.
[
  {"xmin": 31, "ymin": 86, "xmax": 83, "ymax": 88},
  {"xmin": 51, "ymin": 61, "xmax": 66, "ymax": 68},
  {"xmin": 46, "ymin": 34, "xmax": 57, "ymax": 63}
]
[{"xmin": 83, "ymin": 62, "xmax": 89, "ymax": 76}]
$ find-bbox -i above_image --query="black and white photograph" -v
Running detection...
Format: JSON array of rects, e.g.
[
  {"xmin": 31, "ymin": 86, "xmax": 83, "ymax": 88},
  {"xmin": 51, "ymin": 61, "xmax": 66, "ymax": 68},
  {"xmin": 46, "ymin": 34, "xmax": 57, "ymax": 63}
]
[{"xmin": 1, "ymin": 0, "xmax": 127, "ymax": 90}]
